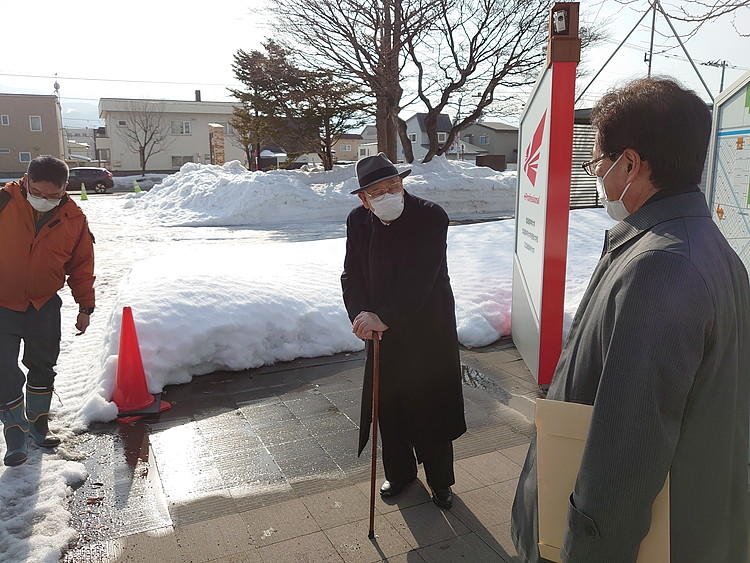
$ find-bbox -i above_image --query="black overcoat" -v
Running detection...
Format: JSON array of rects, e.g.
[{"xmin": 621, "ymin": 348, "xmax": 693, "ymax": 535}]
[{"xmin": 341, "ymin": 191, "xmax": 466, "ymax": 456}]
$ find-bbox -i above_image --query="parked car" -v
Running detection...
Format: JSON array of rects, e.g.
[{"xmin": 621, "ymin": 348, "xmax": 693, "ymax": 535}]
[{"xmin": 67, "ymin": 167, "xmax": 115, "ymax": 194}]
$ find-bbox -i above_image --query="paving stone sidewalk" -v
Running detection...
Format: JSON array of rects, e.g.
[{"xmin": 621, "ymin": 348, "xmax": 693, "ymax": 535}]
[{"xmin": 63, "ymin": 342, "xmax": 539, "ymax": 562}]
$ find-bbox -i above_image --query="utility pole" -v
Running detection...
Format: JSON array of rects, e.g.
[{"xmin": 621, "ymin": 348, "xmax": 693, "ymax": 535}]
[
  {"xmin": 702, "ymin": 59, "xmax": 729, "ymax": 96},
  {"xmin": 92, "ymin": 126, "xmax": 99, "ymax": 166},
  {"xmin": 580, "ymin": 0, "xmax": 717, "ymax": 105}
]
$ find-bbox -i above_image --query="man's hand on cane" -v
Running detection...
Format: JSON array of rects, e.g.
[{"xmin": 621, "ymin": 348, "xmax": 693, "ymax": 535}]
[{"xmin": 352, "ymin": 312, "xmax": 388, "ymax": 340}]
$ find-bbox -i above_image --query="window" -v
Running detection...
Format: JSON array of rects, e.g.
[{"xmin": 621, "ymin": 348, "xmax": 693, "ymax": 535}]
[
  {"xmin": 437, "ymin": 132, "xmax": 447, "ymax": 143},
  {"xmin": 19, "ymin": 152, "xmax": 31, "ymax": 162},
  {"xmin": 171, "ymin": 155, "xmax": 194, "ymax": 168},
  {"xmin": 117, "ymin": 120, "xmax": 127, "ymax": 127},
  {"xmin": 0, "ymin": 148, "xmax": 10, "ymax": 153},
  {"xmin": 342, "ymin": 144, "xmax": 352, "ymax": 152},
  {"xmin": 29, "ymin": 116, "xmax": 42, "ymax": 131},
  {"xmin": 359, "ymin": 148, "xmax": 368, "ymax": 157},
  {"xmin": 408, "ymin": 133, "xmax": 417, "ymax": 142},
  {"xmin": 171, "ymin": 120, "xmax": 192, "ymax": 135},
  {"xmin": 479, "ymin": 135, "xmax": 488, "ymax": 145},
  {"xmin": 0, "ymin": 115, "xmax": 9, "ymax": 126},
  {"xmin": 217, "ymin": 122, "xmax": 233, "ymax": 135},
  {"xmin": 96, "ymin": 148, "xmax": 111, "ymax": 161}
]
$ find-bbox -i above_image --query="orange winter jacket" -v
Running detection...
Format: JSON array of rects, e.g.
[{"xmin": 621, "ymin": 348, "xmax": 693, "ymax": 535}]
[{"xmin": 0, "ymin": 181, "xmax": 95, "ymax": 312}]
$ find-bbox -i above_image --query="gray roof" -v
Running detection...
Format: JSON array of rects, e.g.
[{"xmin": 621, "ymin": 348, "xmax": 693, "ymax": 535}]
[
  {"xmin": 474, "ymin": 121, "xmax": 518, "ymax": 132},
  {"xmin": 412, "ymin": 113, "xmax": 453, "ymax": 133}
]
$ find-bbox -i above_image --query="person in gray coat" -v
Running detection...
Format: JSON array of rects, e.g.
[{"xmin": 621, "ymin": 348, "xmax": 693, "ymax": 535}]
[{"xmin": 512, "ymin": 77, "xmax": 749, "ymax": 563}]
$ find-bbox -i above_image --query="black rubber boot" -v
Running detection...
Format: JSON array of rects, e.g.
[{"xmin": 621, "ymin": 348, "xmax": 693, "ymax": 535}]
[
  {"xmin": 1, "ymin": 396, "xmax": 29, "ymax": 466},
  {"xmin": 26, "ymin": 387, "xmax": 61, "ymax": 448}
]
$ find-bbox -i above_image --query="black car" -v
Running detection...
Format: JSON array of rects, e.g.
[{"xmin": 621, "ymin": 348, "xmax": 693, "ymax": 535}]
[{"xmin": 67, "ymin": 167, "xmax": 115, "ymax": 194}]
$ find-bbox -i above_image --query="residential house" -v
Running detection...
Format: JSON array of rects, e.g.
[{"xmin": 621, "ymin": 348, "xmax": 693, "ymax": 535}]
[
  {"xmin": 460, "ymin": 120, "xmax": 519, "ymax": 169},
  {"xmin": 99, "ymin": 92, "xmax": 247, "ymax": 173},
  {"xmin": 298, "ymin": 132, "xmax": 364, "ymax": 166},
  {"xmin": 396, "ymin": 113, "xmax": 450, "ymax": 163},
  {"xmin": 65, "ymin": 127, "xmax": 96, "ymax": 166},
  {"xmin": 334, "ymin": 133, "xmax": 362, "ymax": 163},
  {"xmin": 357, "ymin": 124, "xmax": 378, "ymax": 160},
  {"xmin": 395, "ymin": 113, "xmax": 488, "ymax": 163},
  {"xmin": 0, "ymin": 93, "xmax": 65, "ymax": 178}
]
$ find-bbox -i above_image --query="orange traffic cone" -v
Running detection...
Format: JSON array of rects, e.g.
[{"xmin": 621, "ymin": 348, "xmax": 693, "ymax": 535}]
[{"xmin": 112, "ymin": 307, "xmax": 171, "ymax": 421}]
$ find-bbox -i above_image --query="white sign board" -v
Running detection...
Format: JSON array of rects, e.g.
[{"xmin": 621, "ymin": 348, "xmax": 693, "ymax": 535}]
[
  {"xmin": 705, "ymin": 70, "xmax": 750, "ymax": 463},
  {"xmin": 512, "ymin": 59, "xmax": 576, "ymax": 386},
  {"xmin": 706, "ymin": 72, "xmax": 750, "ymax": 269},
  {"xmin": 516, "ymin": 70, "xmax": 553, "ymax": 320}
]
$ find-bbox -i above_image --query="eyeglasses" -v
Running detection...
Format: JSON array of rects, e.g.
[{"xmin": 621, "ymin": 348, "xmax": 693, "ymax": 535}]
[
  {"xmin": 26, "ymin": 182, "xmax": 65, "ymax": 200},
  {"xmin": 363, "ymin": 177, "xmax": 402, "ymax": 199},
  {"xmin": 581, "ymin": 155, "xmax": 608, "ymax": 177}
]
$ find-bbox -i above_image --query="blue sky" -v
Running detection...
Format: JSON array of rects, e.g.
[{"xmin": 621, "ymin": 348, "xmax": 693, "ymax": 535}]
[{"xmin": 2, "ymin": 0, "xmax": 747, "ymax": 128}]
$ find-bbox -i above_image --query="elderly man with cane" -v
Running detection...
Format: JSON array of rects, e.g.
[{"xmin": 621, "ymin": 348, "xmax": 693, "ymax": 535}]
[{"xmin": 341, "ymin": 153, "xmax": 466, "ymax": 515}]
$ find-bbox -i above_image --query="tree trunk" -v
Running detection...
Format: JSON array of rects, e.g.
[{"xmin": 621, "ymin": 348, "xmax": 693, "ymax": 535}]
[
  {"xmin": 244, "ymin": 144, "xmax": 252, "ymax": 169},
  {"xmin": 397, "ymin": 117, "xmax": 414, "ymax": 164},
  {"xmin": 421, "ymin": 112, "xmax": 440, "ymax": 163},
  {"xmin": 256, "ymin": 141, "xmax": 262, "ymax": 171},
  {"xmin": 140, "ymin": 147, "xmax": 146, "ymax": 175},
  {"xmin": 376, "ymin": 94, "xmax": 396, "ymax": 161}
]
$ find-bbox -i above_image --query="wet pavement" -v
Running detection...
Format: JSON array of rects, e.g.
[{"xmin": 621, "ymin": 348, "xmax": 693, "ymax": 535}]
[{"xmin": 62, "ymin": 341, "xmax": 538, "ymax": 561}]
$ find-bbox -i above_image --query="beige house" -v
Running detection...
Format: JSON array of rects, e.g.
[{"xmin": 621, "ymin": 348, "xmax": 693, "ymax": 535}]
[
  {"xmin": 459, "ymin": 120, "xmax": 519, "ymax": 166},
  {"xmin": 333, "ymin": 133, "xmax": 363, "ymax": 162},
  {"xmin": 0, "ymin": 93, "xmax": 65, "ymax": 177},
  {"xmin": 99, "ymin": 94, "xmax": 248, "ymax": 173}
]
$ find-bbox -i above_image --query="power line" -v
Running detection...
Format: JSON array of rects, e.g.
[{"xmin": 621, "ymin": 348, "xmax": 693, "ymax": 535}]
[
  {"xmin": 601, "ymin": 38, "xmax": 749, "ymax": 70},
  {"xmin": 0, "ymin": 72, "xmax": 240, "ymax": 87}
]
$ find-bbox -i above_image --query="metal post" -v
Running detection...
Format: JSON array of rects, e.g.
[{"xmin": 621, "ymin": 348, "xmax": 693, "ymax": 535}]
[
  {"xmin": 657, "ymin": 1, "xmax": 715, "ymax": 101},
  {"xmin": 647, "ymin": 1, "xmax": 657, "ymax": 77},
  {"xmin": 720, "ymin": 60, "xmax": 727, "ymax": 92}
]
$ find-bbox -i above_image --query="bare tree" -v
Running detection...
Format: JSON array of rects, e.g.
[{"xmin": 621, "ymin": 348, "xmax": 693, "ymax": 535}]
[
  {"xmin": 116, "ymin": 101, "xmax": 173, "ymax": 174},
  {"xmin": 615, "ymin": 0, "xmax": 749, "ymax": 41},
  {"xmin": 403, "ymin": 0, "xmax": 550, "ymax": 163},
  {"xmin": 273, "ymin": 0, "xmax": 440, "ymax": 162}
]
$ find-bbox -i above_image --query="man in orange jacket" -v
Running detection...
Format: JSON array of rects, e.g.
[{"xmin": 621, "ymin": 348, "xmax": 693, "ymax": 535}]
[{"xmin": 0, "ymin": 155, "xmax": 95, "ymax": 467}]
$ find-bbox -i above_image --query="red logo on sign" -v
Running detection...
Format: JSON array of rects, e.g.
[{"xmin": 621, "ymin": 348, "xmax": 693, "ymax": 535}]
[{"xmin": 524, "ymin": 111, "xmax": 546, "ymax": 186}]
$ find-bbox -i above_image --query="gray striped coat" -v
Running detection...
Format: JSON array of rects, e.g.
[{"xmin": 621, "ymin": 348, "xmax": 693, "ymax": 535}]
[{"xmin": 512, "ymin": 191, "xmax": 750, "ymax": 563}]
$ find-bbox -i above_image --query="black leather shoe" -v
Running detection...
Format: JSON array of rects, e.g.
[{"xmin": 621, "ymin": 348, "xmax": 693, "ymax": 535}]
[
  {"xmin": 379, "ymin": 478, "xmax": 415, "ymax": 498},
  {"xmin": 432, "ymin": 487, "xmax": 453, "ymax": 509}
]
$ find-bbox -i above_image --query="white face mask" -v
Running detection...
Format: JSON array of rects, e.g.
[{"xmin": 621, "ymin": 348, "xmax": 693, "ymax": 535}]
[
  {"xmin": 368, "ymin": 191, "xmax": 404, "ymax": 222},
  {"xmin": 27, "ymin": 193, "xmax": 62, "ymax": 213},
  {"xmin": 596, "ymin": 154, "xmax": 632, "ymax": 222}
]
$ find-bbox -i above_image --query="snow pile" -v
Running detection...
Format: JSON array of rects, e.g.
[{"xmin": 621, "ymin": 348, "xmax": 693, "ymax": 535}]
[
  {"xmin": 114, "ymin": 173, "xmax": 168, "ymax": 190},
  {"xmin": 82, "ymin": 209, "xmax": 612, "ymax": 424},
  {"xmin": 125, "ymin": 159, "xmax": 516, "ymax": 226},
  {"xmin": 0, "ymin": 455, "xmax": 86, "ymax": 563},
  {"xmin": 83, "ymin": 238, "xmax": 361, "ymax": 423}
]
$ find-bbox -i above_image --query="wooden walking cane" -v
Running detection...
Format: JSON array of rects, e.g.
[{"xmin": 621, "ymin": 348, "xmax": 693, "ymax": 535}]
[{"xmin": 368, "ymin": 332, "xmax": 381, "ymax": 540}]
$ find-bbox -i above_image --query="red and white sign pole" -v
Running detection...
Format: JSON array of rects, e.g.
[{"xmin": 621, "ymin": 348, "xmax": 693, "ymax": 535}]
[{"xmin": 511, "ymin": 3, "xmax": 581, "ymax": 388}]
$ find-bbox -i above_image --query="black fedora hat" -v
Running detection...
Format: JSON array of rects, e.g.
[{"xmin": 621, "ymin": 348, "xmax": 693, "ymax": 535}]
[{"xmin": 351, "ymin": 152, "xmax": 411, "ymax": 194}]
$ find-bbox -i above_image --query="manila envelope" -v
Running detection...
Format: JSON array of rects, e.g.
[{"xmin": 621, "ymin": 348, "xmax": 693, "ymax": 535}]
[{"xmin": 536, "ymin": 398, "xmax": 670, "ymax": 563}]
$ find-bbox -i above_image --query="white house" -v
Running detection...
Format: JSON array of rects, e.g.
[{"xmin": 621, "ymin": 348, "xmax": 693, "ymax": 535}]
[
  {"xmin": 396, "ymin": 113, "xmax": 486, "ymax": 163},
  {"xmin": 357, "ymin": 124, "xmax": 379, "ymax": 160},
  {"xmin": 99, "ymin": 93, "xmax": 248, "ymax": 173}
]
